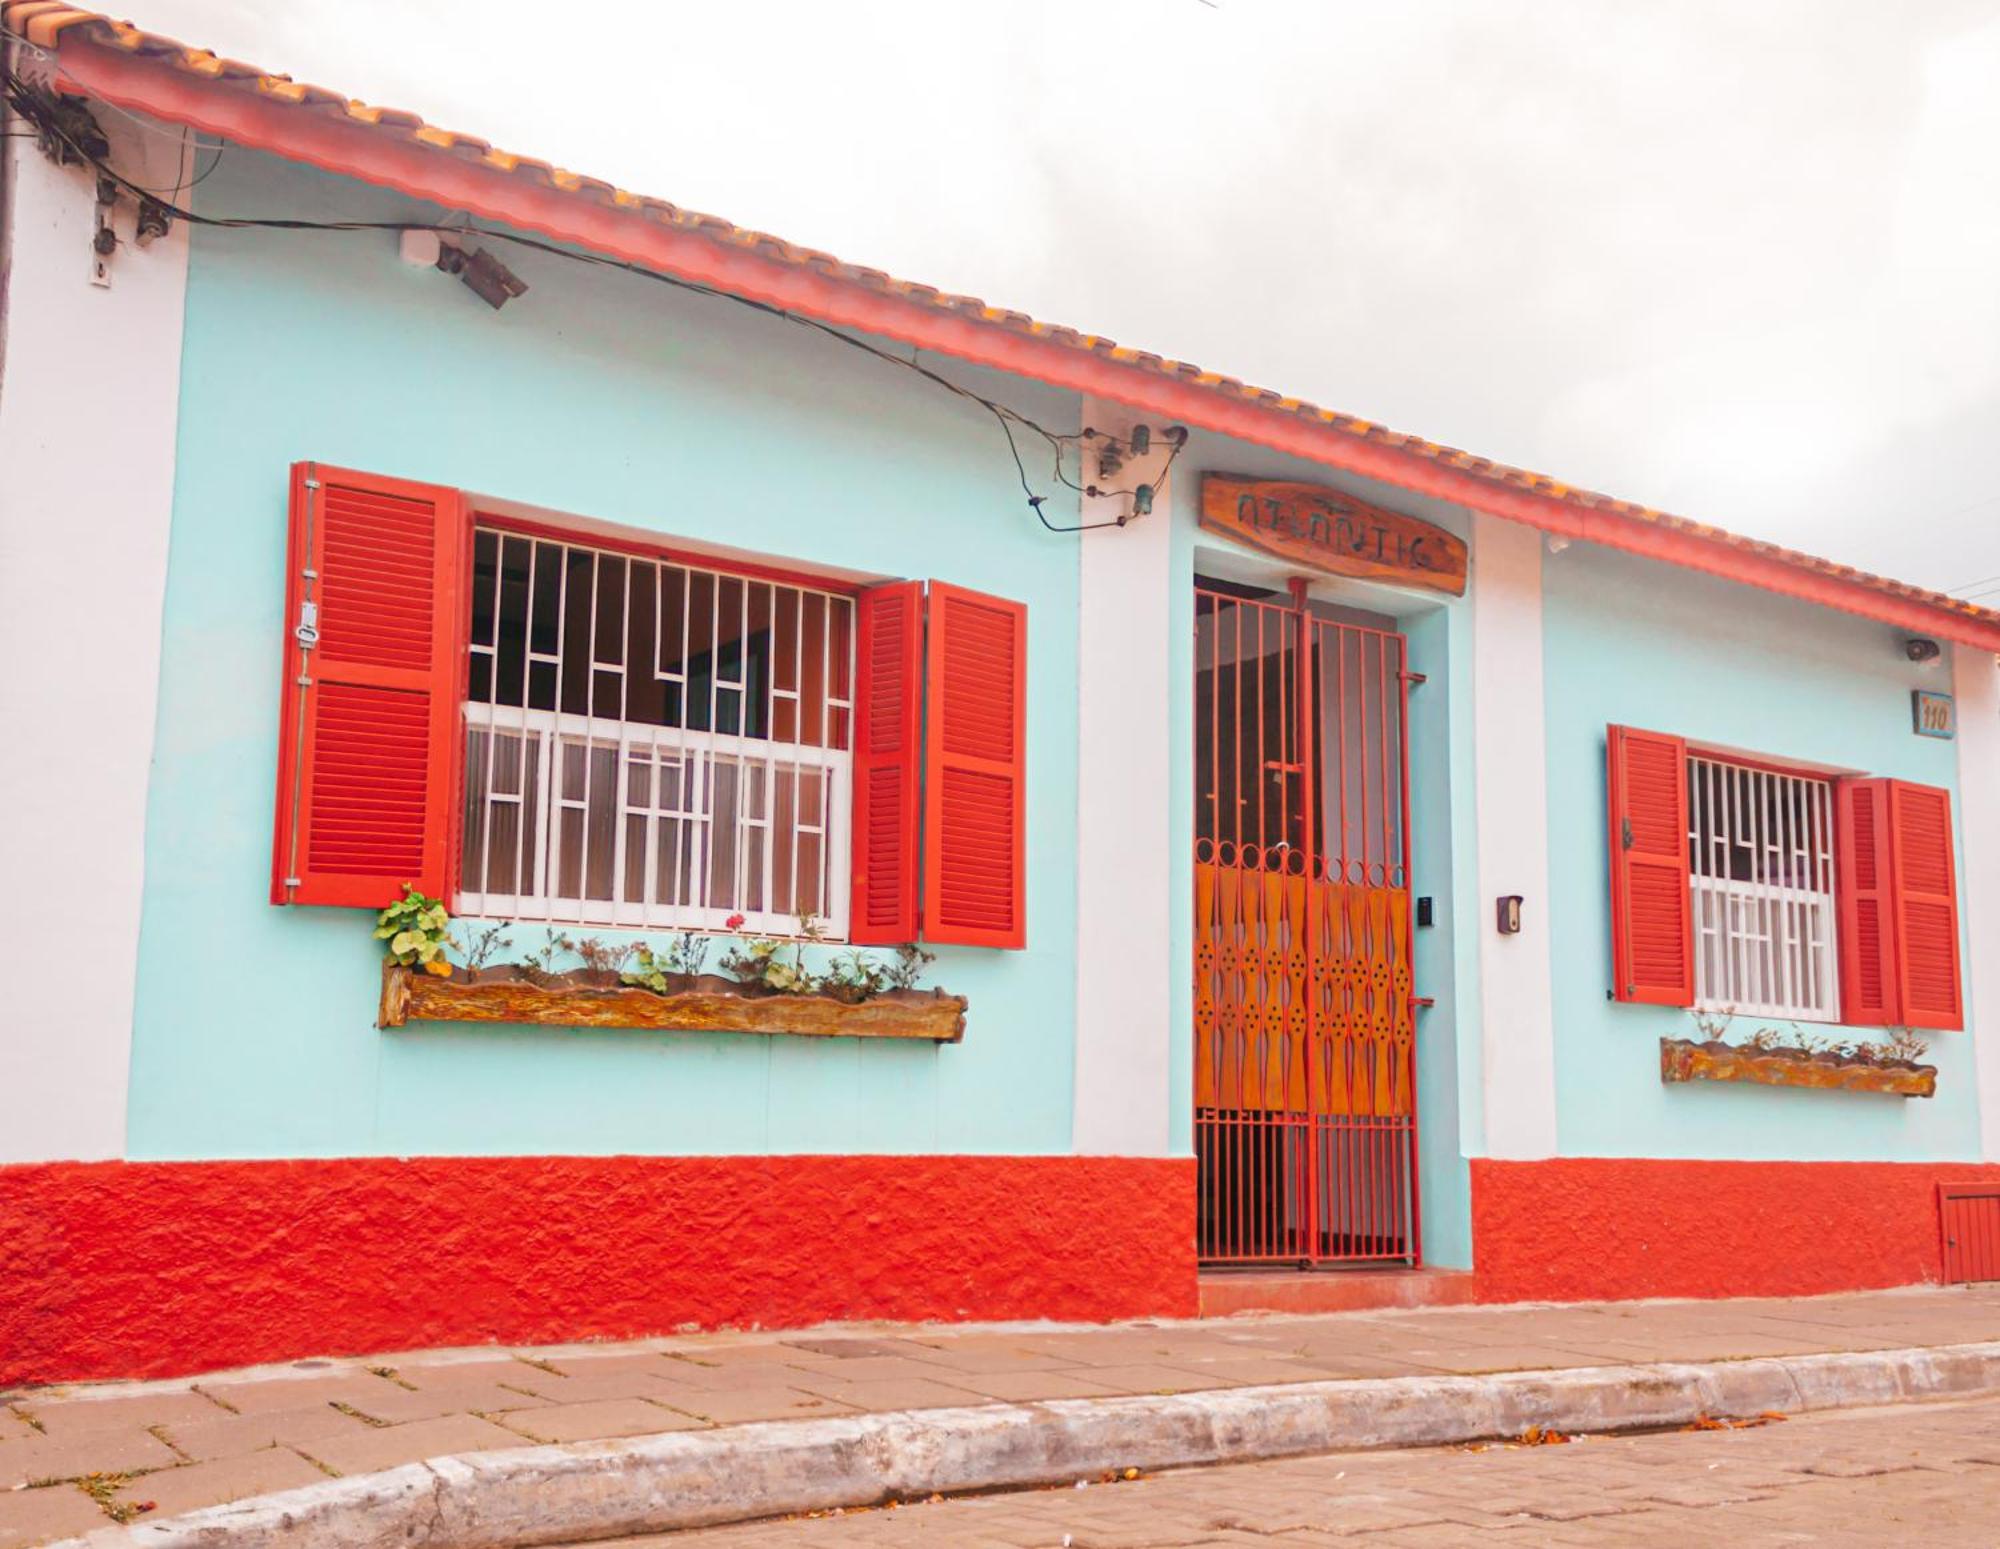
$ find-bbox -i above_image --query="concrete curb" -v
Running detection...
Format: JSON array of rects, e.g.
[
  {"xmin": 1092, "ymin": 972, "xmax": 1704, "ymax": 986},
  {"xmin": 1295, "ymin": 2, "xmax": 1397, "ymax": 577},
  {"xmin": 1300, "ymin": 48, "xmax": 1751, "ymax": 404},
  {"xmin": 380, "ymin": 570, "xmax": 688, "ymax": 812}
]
[{"xmin": 60, "ymin": 1341, "xmax": 2000, "ymax": 1548}]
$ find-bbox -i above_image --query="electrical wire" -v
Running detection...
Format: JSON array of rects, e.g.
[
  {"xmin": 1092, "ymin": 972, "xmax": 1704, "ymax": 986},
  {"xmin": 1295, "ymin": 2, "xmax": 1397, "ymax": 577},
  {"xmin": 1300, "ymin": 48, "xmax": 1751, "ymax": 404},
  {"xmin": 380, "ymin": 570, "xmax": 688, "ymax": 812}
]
[
  {"xmin": 998, "ymin": 415, "xmax": 1124, "ymax": 533},
  {"xmin": 1948, "ymin": 569, "xmax": 2000, "ymax": 598},
  {"xmin": 3, "ymin": 68, "xmax": 1172, "ymax": 537}
]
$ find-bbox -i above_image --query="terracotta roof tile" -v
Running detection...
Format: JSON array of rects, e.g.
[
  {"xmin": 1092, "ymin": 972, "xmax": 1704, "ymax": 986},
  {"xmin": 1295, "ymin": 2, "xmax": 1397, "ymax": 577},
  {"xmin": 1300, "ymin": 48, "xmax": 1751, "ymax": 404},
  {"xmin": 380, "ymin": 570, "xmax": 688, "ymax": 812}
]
[{"xmin": 4, "ymin": 0, "xmax": 1992, "ymax": 634}]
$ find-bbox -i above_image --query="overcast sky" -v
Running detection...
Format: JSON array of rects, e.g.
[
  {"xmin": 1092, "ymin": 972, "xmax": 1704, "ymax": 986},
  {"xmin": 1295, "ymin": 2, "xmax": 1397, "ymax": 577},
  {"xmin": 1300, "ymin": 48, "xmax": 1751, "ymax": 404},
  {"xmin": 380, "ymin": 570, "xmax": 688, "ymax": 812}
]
[{"xmin": 138, "ymin": 0, "xmax": 2000, "ymax": 596}]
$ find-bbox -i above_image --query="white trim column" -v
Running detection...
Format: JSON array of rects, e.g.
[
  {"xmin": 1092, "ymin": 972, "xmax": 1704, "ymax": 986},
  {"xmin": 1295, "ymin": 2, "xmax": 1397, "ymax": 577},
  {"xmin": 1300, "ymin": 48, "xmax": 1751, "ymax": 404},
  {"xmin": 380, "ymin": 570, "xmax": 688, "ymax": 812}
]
[
  {"xmin": 0, "ymin": 98, "xmax": 189, "ymax": 1161},
  {"xmin": 1471, "ymin": 515, "xmax": 1559, "ymax": 1158},
  {"xmin": 1953, "ymin": 647, "xmax": 2000, "ymax": 1160},
  {"xmin": 1071, "ymin": 398, "xmax": 1174, "ymax": 1155}
]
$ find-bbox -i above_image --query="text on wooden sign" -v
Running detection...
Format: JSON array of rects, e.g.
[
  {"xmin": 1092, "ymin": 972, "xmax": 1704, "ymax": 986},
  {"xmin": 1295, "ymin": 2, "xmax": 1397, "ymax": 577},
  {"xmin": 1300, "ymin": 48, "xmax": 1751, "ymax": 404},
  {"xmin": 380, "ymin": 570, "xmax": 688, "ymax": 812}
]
[{"xmin": 1199, "ymin": 475, "xmax": 1468, "ymax": 595}]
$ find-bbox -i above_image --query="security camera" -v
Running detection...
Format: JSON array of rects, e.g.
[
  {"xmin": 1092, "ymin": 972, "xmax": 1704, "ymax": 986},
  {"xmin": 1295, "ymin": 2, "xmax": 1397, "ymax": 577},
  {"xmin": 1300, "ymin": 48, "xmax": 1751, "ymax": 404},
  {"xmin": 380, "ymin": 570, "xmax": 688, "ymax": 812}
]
[{"xmin": 1905, "ymin": 637, "xmax": 1941, "ymax": 664}]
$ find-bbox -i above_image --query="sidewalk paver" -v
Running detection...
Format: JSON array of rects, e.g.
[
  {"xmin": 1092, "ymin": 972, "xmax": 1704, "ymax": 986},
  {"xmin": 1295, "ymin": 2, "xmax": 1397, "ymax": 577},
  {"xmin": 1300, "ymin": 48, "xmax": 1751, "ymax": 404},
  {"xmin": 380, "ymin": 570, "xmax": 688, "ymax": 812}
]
[
  {"xmin": 497, "ymin": 1398, "xmax": 706, "ymax": 1445},
  {"xmin": 0, "ymin": 1485, "xmax": 105, "ymax": 1549},
  {"xmin": 98, "ymin": 1449, "xmax": 328, "ymax": 1524},
  {"xmin": 291, "ymin": 1413, "xmax": 526, "ymax": 1476},
  {"xmin": 2, "ymin": 1283, "xmax": 1997, "ymax": 1545}
]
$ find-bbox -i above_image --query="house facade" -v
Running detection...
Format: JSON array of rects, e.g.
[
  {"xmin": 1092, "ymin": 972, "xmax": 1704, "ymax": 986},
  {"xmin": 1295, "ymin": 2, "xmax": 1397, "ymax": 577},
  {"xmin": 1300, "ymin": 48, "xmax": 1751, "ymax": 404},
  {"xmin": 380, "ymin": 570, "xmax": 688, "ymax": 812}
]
[{"xmin": 4, "ymin": 5, "xmax": 1999, "ymax": 1387}]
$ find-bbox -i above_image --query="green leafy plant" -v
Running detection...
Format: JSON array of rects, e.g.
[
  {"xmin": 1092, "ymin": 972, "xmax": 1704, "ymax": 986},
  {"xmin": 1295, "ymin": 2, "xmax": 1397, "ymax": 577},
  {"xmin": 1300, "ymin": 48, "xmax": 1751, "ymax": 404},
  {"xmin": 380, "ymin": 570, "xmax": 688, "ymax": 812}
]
[
  {"xmin": 720, "ymin": 911, "xmax": 826, "ymax": 995},
  {"xmin": 721, "ymin": 936, "xmax": 812, "ymax": 994},
  {"xmin": 621, "ymin": 945, "xmax": 665, "ymax": 993},
  {"xmin": 820, "ymin": 948, "xmax": 888, "ymax": 1004},
  {"xmin": 621, "ymin": 943, "xmax": 676, "ymax": 994},
  {"xmin": 375, "ymin": 886, "xmax": 455, "ymax": 977},
  {"xmin": 621, "ymin": 931, "xmax": 718, "ymax": 994}
]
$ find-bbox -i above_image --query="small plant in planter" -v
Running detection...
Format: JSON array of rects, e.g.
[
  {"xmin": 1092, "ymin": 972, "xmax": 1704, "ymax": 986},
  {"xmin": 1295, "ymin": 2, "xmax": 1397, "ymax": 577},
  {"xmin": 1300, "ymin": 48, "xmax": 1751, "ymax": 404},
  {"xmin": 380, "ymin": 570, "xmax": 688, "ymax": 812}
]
[
  {"xmin": 664, "ymin": 931, "xmax": 713, "ymax": 979},
  {"xmin": 460, "ymin": 923, "xmax": 509, "ymax": 974},
  {"xmin": 513, "ymin": 929, "xmax": 564, "ymax": 987},
  {"xmin": 621, "ymin": 944, "xmax": 673, "ymax": 995},
  {"xmin": 884, "ymin": 942, "xmax": 936, "ymax": 992},
  {"xmin": 620, "ymin": 932, "xmax": 716, "ymax": 994},
  {"xmin": 723, "ymin": 938, "xmax": 812, "ymax": 994},
  {"xmin": 1875, "ymin": 1026, "xmax": 1933, "ymax": 1065},
  {"xmin": 720, "ymin": 911, "xmax": 825, "ymax": 995},
  {"xmin": 554, "ymin": 933, "xmax": 637, "ymax": 984},
  {"xmin": 820, "ymin": 948, "xmax": 888, "ymax": 1005},
  {"xmin": 375, "ymin": 886, "xmax": 455, "ymax": 977}
]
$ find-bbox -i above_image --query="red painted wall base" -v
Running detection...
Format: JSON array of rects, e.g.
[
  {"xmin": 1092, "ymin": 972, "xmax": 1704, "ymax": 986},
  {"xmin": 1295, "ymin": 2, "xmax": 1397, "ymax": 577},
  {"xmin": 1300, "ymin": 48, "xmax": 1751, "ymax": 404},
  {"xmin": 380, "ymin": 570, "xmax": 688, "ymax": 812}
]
[
  {"xmin": 0, "ymin": 1155, "xmax": 1197, "ymax": 1387},
  {"xmin": 14, "ymin": 1153, "xmax": 1991, "ymax": 1385},
  {"xmin": 1473, "ymin": 1157, "xmax": 2000, "ymax": 1304}
]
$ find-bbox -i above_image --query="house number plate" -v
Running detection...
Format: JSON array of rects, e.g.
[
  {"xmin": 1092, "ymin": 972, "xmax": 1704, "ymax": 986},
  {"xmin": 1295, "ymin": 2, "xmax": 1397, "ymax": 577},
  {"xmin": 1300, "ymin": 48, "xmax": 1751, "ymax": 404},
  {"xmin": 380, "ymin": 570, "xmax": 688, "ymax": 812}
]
[{"xmin": 1913, "ymin": 689, "xmax": 1956, "ymax": 740}]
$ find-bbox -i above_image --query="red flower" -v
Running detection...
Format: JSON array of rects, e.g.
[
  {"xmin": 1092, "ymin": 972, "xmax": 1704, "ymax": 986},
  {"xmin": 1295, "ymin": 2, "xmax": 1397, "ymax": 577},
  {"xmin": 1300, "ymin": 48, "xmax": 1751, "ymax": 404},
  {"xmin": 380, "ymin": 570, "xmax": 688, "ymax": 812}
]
[{"xmin": 725, "ymin": 913, "xmax": 746, "ymax": 930}]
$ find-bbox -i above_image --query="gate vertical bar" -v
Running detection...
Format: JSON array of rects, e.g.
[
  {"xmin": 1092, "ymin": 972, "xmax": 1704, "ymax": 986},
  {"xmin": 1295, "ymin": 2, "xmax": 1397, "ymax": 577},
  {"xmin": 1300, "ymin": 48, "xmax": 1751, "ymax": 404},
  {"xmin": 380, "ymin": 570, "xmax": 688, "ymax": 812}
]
[{"xmin": 1288, "ymin": 577, "xmax": 1317, "ymax": 1265}]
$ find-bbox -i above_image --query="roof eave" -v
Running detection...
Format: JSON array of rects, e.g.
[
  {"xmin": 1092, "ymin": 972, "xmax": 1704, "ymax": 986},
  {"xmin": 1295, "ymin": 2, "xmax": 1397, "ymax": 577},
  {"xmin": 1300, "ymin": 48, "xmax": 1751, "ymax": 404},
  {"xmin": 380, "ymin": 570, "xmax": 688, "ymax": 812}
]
[{"xmin": 37, "ymin": 33, "xmax": 2000, "ymax": 656}]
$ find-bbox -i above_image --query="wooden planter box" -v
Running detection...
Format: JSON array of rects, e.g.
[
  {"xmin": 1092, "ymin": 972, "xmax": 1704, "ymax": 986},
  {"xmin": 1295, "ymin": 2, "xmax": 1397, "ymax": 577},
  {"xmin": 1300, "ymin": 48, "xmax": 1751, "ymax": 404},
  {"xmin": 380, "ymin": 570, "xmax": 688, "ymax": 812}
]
[
  {"xmin": 1660, "ymin": 1037, "xmax": 1935, "ymax": 1099},
  {"xmin": 379, "ymin": 963, "xmax": 966, "ymax": 1042}
]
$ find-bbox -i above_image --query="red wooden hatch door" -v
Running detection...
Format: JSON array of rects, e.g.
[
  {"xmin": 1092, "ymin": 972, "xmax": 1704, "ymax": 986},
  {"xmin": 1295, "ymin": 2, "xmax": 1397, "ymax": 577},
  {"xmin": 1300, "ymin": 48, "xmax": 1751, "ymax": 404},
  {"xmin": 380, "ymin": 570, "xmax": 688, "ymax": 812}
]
[{"xmin": 1193, "ymin": 582, "xmax": 1419, "ymax": 1267}]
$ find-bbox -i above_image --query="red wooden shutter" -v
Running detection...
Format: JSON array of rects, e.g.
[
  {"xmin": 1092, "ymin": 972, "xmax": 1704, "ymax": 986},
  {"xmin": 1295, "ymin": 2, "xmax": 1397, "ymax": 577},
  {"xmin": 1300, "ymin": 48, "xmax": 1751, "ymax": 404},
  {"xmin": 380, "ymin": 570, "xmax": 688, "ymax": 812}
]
[
  {"xmin": 1888, "ymin": 780, "xmax": 1963, "ymax": 1030},
  {"xmin": 1834, "ymin": 777, "xmax": 1899, "ymax": 1027},
  {"xmin": 270, "ymin": 463, "xmax": 467, "ymax": 908},
  {"xmin": 848, "ymin": 580, "xmax": 924, "ymax": 943},
  {"xmin": 1607, "ymin": 725, "xmax": 1693, "ymax": 1005},
  {"xmin": 922, "ymin": 583, "xmax": 1027, "ymax": 949}
]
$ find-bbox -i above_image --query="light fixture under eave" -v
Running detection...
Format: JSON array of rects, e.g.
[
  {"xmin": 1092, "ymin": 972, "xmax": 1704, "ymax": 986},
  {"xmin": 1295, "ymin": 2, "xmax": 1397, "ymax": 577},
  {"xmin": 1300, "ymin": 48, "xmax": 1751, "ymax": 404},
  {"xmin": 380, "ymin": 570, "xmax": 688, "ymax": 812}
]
[{"xmin": 436, "ymin": 242, "xmax": 528, "ymax": 310}]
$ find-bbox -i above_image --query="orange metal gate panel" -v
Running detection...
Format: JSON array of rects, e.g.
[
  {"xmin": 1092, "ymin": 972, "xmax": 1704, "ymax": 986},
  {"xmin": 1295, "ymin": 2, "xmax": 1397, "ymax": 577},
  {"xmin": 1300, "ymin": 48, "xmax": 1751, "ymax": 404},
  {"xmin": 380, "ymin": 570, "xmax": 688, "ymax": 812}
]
[{"xmin": 1194, "ymin": 582, "xmax": 1418, "ymax": 1267}]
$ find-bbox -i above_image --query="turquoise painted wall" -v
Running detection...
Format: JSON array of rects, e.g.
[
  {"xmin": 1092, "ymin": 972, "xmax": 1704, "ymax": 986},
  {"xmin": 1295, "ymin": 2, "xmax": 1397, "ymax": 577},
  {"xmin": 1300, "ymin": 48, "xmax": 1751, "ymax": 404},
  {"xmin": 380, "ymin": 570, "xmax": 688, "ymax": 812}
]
[
  {"xmin": 1542, "ymin": 541, "xmax": 1981, "ymax": 1160},
  {"xmin": 127, "ymin": 151, "xmax": 1085, "ymax": 1160},
  {"xmin": 1164, "ymin": 449, "xmax": 1477, "ymax": 1266}
]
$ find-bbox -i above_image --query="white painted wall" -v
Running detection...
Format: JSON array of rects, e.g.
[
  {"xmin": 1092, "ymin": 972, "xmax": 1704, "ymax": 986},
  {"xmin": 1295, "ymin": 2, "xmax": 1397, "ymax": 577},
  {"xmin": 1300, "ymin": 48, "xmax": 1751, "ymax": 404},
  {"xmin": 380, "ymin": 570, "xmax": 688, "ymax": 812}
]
[
  {"xmin": 1071, "ymin": 398, "xmax": 1175, "ymax": 1155},
  {"xmin": 1952, "ymin": 647, "xmax": 2000, "ymax": 1160},
  {"xmin": 0, "ymin": 92, "xmax": 188, "ymax": 1161},
  {"xmin": 1470, "ymin": 515, "xmax": 1559, "ymax": 1158}
]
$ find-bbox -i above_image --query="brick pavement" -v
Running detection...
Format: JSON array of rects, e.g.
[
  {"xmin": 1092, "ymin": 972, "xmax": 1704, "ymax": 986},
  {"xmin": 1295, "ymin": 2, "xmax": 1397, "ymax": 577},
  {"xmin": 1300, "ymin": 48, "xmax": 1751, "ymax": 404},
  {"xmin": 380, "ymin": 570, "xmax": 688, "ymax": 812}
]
[
  {"xmin": 595, "ymin": 1392, "xmax": 2000, "ymax": 1547},
  {"xmin": 3, "ymin": 1285, "xmax": 1998, "ymax": 1546}
]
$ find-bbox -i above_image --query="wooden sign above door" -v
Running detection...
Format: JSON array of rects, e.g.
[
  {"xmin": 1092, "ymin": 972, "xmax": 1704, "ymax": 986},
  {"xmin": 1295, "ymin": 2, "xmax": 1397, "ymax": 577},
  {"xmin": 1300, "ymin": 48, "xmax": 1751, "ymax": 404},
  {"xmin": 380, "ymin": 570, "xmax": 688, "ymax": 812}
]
[{"xmin": 1199, "ymin": 475, "xmax": 1468, "ymax": 596}]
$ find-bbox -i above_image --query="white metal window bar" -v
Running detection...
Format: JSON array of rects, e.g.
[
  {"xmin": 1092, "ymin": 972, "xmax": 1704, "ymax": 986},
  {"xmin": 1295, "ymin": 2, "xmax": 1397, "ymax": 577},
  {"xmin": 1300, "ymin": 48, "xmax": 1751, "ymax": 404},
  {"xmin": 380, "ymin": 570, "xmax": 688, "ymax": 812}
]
[
  {"xmin": 1687, "ymin": 753, "xmax": 1840, "ymax": 1023},
  {"xmin": 459, "ymin": 527, "xmax": 854, "ymax": 938}
]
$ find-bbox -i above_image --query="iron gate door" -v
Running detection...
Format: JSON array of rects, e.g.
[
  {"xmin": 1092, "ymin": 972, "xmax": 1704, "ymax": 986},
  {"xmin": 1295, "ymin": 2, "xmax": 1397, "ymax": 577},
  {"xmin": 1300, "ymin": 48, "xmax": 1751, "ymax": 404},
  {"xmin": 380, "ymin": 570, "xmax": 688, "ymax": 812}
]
[{"xmin": 1194, "ymin": 581, "xmax": 1419, "ymax": 1266}]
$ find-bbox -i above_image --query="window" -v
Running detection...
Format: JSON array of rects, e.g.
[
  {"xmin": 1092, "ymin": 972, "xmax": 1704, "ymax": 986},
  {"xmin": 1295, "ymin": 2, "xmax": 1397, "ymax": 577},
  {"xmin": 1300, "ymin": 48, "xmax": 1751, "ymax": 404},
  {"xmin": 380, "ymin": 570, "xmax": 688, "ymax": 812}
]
[
  {"xmin": 1607, "ymin": 723, "xmax": 1963, "ymax": 1030},
  {"xmin": 1687, "ymin": 754, "xmax": 1839, "ymax": 1022},
  {"xmin": 458, "ymin": 527, "xmax": 855, "ymax": 937},
  {"xmin": 272, "ymin": 463, "xmax": 1030, "ymax": 954}
]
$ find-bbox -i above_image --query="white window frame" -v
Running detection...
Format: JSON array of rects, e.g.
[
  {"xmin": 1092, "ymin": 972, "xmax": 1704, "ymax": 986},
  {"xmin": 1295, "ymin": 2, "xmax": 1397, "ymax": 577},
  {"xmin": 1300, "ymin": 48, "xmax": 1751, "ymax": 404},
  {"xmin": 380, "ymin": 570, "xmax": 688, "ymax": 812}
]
[
  {"xmin": 455, "ymin": 526, "xmax": 855, "ymax": 941},
  {"xmin": 1687, "ymin": 751, "xmax": 1841, "ymax": 1024}
]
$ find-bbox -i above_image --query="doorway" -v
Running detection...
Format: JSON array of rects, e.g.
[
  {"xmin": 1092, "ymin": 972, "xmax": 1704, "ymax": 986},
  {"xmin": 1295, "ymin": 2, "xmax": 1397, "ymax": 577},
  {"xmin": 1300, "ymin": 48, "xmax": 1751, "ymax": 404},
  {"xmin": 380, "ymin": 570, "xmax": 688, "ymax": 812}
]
[{"xmin": 1193, "ymin": 577, "xmax": 1419, "ymax": 1266}]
